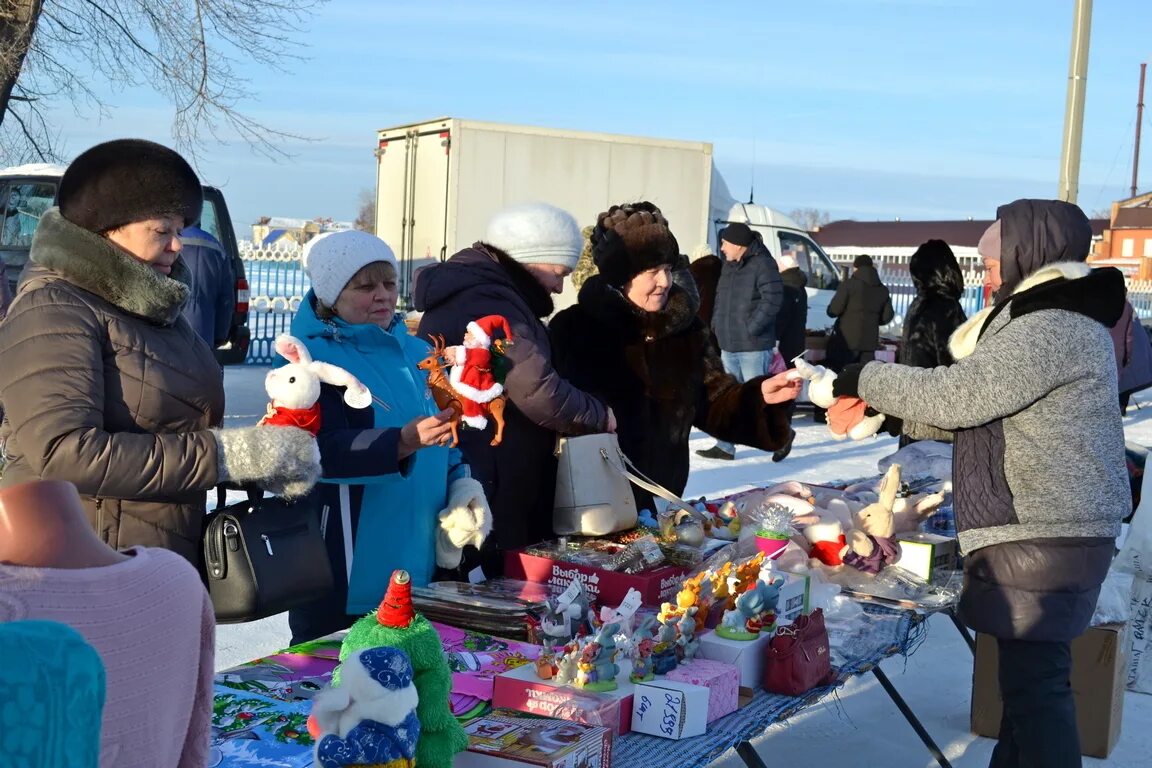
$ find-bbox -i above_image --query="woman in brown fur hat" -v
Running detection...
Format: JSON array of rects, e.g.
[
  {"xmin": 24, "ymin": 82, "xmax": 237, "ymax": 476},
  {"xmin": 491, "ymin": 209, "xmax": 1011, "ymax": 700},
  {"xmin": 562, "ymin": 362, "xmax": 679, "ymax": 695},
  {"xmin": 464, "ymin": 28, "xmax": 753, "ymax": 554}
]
[{"xmin": 550, "ymin": 202, "xmax": 800, "ymax": 512}]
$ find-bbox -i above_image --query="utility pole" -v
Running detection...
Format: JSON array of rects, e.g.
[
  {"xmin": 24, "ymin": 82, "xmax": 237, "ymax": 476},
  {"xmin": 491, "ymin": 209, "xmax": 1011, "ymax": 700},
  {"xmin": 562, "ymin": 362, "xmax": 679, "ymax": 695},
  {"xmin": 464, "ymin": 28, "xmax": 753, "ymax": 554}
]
[
  {"xmin": 1057, "ymin": 0, "xmax": 1093, "ymax": 203},
  {"xmin": 1132, "ymin": 62, "xmax": 1147, "ymax": 199}
]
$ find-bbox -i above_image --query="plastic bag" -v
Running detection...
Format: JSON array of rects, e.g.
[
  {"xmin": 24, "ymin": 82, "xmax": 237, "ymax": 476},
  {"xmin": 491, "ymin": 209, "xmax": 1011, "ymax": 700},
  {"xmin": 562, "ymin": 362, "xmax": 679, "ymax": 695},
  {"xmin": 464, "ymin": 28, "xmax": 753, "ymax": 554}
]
[{"xmin": 1114, "ymin": 471, "xmax": 1152, "ymax": 693}]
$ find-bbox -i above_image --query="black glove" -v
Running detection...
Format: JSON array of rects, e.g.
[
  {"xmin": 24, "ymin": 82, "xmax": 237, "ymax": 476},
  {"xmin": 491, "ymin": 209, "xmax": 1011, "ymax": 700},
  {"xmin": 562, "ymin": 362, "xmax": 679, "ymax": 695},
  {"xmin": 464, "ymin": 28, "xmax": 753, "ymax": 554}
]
[{"xmin": 832, "ymin": 362, "xmax": 867, "ymax": 399}]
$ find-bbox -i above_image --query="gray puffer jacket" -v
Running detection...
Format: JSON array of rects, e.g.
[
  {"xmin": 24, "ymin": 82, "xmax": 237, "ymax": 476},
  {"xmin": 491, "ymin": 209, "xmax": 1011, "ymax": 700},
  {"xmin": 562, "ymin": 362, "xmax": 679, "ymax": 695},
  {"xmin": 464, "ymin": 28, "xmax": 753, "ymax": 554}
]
[
  {"xmin": 712, "ymin": 237, "xmax": 782, "ymax": 352},
  {"xmin": 858, "ymin": 255, "xmax": 1128, "ymax": 641},
  {"xmin": 0, "ymin": 209, "xmax": 224, "ymax": 564}
]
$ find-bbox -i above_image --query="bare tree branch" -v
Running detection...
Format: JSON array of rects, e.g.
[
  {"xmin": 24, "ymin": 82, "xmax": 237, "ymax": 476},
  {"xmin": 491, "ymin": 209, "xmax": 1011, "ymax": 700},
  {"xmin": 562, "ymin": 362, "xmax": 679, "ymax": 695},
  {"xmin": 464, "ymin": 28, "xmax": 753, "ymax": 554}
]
[{"xmin": 0, "ymin": 0, "xmax": 324, "ymax": 164}]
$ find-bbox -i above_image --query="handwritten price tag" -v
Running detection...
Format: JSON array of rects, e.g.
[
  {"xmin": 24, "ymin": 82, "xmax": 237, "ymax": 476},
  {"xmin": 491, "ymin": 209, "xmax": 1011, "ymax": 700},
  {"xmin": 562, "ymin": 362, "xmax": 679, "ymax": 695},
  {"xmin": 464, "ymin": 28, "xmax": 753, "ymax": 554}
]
[{"xmin": 615, "ymin": 588, "xmax": 642, "ymax": 619}]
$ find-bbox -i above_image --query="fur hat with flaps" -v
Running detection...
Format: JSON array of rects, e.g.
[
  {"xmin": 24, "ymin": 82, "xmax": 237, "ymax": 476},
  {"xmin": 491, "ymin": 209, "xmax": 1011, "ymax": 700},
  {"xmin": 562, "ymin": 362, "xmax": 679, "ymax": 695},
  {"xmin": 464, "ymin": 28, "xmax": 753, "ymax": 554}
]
[
  {"xmin": 590, "ymin": 201, "xmax": 680, "ymax": 287},
  {"xmin": 58, "ymin": 139, "xmax": 203, "ymax": 234}
]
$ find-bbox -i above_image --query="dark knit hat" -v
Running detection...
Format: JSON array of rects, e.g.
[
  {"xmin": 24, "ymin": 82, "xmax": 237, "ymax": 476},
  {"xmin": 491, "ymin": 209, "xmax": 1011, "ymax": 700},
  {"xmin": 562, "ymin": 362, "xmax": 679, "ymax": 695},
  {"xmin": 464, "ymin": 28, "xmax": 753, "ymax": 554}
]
[
  {"xmin": 718, "ymin": 222, "xmax": 755, "ymax": 247},
  {"xmin": 590, "ymin": 201, "xmax": 680, "ymax": 287},
  {"xmin": 853, "ymin": 254, "xmax": 874, "ymax": 268},
  {"xmin": 58, "ymin": 139, "xmax": 202, "ymax": 234}
]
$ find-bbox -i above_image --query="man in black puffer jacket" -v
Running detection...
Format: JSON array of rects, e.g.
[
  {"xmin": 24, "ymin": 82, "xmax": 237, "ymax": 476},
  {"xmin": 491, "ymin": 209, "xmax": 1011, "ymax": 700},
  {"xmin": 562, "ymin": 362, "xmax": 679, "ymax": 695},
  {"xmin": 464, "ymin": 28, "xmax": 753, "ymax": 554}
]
[{"xmin": 697, "ymin": 223, "xmax": 782, "ymax": 460}]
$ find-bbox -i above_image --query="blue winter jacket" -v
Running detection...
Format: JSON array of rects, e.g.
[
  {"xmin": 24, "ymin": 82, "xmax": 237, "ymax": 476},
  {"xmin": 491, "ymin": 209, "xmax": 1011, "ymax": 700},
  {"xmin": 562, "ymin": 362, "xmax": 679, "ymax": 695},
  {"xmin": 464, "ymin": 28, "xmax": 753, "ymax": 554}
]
[
  {"xmin": 178, "ymin": 226, "xmax": 234, "ymax": 346},
  {"xmin": 291, "ymin": 292, "xmax": 468, "ymax": 613}
]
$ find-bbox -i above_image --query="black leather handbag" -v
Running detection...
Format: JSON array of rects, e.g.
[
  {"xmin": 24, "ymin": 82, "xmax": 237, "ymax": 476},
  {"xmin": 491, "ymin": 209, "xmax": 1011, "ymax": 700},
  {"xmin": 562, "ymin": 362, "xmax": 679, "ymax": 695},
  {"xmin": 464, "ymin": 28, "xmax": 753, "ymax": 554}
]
[{"xmin": 203, "ymin": 486, "xmax": 334, "ymax": 623}]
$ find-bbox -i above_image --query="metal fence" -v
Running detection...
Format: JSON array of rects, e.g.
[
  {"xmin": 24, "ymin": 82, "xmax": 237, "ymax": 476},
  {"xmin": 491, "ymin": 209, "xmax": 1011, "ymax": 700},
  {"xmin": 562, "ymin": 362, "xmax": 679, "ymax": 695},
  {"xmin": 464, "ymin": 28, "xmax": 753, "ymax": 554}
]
[{"xmin": 240, "ymin": 241, "xmax": 309, "ymax": 365}]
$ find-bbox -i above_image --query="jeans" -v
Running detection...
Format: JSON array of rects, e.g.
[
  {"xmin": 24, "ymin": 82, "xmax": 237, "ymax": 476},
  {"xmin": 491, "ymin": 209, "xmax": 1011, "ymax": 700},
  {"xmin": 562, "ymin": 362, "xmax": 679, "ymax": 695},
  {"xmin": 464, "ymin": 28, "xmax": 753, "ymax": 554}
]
[
  {"xmin": 990, "ymin": 638, "xmax": 1081, "ymax": 768},
  {"xmin": 713, "ymin": 349, "xmax": 771, "ymax": 454}
]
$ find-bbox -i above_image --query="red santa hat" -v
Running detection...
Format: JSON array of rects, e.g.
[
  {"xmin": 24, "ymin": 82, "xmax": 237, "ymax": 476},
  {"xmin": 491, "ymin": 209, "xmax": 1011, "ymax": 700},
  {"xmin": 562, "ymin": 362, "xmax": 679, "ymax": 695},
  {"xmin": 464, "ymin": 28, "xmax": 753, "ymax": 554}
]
[
  {"xmin": 465, "ymin": 315, "xmax": 513, "ymax": 349},
  {"xmin": 375, "ymin": 569, "xmax": 414, "ymax": 628}
]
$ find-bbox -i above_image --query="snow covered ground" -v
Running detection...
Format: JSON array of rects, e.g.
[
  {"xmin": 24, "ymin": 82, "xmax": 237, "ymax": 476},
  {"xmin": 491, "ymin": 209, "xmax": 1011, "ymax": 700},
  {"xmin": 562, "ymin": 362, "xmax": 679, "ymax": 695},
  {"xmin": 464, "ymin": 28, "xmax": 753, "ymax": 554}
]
[{"xmin": 217, "ymin": 365, "xmax": 1152, "ymax": 767}]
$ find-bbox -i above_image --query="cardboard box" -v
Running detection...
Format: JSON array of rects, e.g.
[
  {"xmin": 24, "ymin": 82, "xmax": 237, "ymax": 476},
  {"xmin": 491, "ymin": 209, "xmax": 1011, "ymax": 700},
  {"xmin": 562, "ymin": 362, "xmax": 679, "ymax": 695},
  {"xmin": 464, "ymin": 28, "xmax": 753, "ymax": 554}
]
[
  {"xmin": 971, "ymin": 624, "xmax": 1128, "ymax": 758},
  {"xmin": 697, "ymin": 628, "xmax": 773, "ymax": 689},
  {"xmin": 666, "ymin": 658, "xmax": 740, "ymax": 722},
  {"xmin": 630, "ymin": 679, "xmax": 709, "ymax": 739},
  {"xmin": 457, "ymin": 714, "xmax": 612, "ymax": 768},
  {"xmin": 893, "ymin": 532, "xmax": 959, "ymax": 582},
  {"xmin": 505, "ymin": 548, "xmax": 691, "ymax": 606},
  {"xmin": 492, "ymin": 662, "xmax": 632, "ymax": 735}
]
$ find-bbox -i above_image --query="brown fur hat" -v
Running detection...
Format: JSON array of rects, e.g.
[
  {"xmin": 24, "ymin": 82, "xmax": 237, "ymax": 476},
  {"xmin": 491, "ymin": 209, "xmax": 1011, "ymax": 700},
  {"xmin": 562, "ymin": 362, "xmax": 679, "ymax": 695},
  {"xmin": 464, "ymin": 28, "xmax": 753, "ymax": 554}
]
[{"xmin": 590, "ymin": 201, "xmax": 680, "ymax": 287}]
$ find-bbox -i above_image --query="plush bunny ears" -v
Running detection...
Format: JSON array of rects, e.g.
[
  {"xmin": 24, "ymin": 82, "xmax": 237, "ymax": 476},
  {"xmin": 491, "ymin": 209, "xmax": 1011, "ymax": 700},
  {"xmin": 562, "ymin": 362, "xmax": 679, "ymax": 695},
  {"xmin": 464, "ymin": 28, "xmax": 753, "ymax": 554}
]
[{"xmin": 273, "ymin": 334, "xmax": 373, "ymax": 409}]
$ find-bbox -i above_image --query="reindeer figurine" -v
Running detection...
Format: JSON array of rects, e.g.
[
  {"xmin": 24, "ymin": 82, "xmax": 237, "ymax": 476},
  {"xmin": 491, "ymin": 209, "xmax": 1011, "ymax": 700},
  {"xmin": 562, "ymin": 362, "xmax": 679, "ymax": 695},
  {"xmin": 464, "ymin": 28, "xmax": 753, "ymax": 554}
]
[
  {"xmin": 416, "ymin": 336, "xmax": 464, "ymax": 448},
  {"xmin": 418, "ymin": 333, "xmax": 509, "ymax": 448}
]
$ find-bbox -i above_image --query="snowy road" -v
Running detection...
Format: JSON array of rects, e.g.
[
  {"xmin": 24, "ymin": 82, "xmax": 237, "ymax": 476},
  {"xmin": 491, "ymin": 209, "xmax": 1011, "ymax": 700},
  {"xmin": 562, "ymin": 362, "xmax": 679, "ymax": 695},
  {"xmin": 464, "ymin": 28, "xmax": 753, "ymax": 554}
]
[{"xmin": 216, "ymin": 365, "xmax": 1152, "ymax": 766}]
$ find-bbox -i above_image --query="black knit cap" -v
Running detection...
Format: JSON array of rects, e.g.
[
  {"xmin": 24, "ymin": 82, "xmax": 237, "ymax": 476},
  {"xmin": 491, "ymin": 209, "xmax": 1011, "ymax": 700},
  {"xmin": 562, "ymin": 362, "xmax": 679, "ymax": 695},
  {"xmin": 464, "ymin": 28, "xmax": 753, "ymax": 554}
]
[
  {"xmin": 590, "ymin": 201, "xmax": 680, "ymax": 287},
  {"xmin": 718, "ymin": 222, "xmax": 754, "ymax": 247},
  {"xmin": 58, "ymin": 139, "xmax": 202, "ymax": 234}
]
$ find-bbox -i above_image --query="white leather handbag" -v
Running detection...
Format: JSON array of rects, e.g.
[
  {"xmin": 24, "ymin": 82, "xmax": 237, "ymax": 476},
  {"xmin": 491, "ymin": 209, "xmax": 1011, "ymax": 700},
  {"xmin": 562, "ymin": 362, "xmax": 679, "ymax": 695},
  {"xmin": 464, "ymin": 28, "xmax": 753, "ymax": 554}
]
[{"xmin": 553, "ymin": 433, "xmax": 696, "ymax": 536}]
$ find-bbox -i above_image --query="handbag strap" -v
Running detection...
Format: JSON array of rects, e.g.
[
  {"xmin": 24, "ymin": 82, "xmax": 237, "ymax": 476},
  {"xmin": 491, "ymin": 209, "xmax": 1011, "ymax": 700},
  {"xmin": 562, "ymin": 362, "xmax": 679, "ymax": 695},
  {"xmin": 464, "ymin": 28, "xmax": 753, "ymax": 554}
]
[{"xmin": 600, "ymin": 446, "xmax": 697, "ymax": 515}]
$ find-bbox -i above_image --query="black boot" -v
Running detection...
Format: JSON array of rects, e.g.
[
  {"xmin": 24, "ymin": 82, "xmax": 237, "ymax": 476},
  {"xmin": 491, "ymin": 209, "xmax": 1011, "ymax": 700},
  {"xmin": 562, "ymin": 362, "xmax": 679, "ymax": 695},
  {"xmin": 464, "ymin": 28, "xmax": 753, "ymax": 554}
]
[
  {"xmin": 696, "ymin": 446, "xmax": 735, "ymax": 460},
  {"xmin": 772, "ymin": 430, "xmax": 796, "ymax": 463}
]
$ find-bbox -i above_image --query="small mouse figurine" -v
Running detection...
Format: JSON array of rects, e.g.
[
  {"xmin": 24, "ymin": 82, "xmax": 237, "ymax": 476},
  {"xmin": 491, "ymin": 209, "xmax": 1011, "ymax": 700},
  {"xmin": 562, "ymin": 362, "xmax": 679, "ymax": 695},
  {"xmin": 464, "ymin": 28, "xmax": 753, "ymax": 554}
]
[{"xmin": 260, "ymin": 334, "xmax": 372, "ymax": 434}]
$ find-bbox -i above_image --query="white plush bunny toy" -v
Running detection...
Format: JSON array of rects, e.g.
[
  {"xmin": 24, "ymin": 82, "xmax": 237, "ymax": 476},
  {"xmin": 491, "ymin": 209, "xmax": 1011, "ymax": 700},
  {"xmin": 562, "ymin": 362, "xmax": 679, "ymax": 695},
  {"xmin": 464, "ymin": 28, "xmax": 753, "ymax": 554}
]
[{"xmin": 259, "ymin": 334, "xmax": 373, "ymax": 434}]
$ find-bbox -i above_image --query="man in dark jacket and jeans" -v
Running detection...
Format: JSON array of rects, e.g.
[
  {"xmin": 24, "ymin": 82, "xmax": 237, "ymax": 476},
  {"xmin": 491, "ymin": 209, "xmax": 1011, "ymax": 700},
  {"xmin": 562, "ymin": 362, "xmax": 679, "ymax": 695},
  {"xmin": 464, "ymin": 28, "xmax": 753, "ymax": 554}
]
[
  {"xmin": 831, "ymin": 199, "xmax": 1128, "ymax": 768},
  {"xmin": 697, "ymin": 222, "xmax": 781, "ymax": 460}
]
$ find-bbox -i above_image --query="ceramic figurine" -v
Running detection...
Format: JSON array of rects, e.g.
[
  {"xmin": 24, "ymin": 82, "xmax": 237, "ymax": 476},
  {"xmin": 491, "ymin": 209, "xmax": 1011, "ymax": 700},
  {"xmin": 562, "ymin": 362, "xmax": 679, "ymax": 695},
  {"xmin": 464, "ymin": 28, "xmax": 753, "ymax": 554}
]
[
  {"xmin": 715, "ymin": 576, "xmax": 783, "ymax": 641},
  {"xmin": 438, "ymin": 315, "xmax": 514, "ymax": 445},
  {"xmin": 651, "ymin": 619, "xmax": 680, "ymax": 675},
  {"xmin": 553, "ymin": 645, "xmax": 579, "ymax": 686},
  {"xmin": 574, "ymin": 622, "xmax": 620, "ymax": 692},
  {"xmin": 675, "ymin": 608, "xmax": 700, "ymax": 662}
]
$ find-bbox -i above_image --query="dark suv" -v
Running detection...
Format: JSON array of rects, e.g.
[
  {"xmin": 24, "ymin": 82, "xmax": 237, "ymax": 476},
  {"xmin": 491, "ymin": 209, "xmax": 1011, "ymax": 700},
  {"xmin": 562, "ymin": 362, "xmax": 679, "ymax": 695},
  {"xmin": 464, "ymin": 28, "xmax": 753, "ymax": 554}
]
[{"xmin": 0, "ymin": 164, "xmax": 251, "ymax": 364}]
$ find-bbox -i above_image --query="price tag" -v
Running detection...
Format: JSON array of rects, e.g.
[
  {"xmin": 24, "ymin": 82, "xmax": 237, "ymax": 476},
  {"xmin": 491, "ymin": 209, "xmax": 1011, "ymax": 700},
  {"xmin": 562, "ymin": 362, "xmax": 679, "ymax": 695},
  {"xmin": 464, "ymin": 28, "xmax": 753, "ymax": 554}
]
[
  {"xmin": 558, "ymin": 578, "xmax": 583, "ymax": 606},
  {"xmin": 614, "ymin": 588, "xmax": 642, "ymax": 620}
]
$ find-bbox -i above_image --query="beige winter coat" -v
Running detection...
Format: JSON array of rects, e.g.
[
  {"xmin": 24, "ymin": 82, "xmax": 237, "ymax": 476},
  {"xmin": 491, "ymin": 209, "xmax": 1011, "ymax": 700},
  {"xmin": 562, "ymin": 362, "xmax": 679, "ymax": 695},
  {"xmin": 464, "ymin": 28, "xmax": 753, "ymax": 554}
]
[{"xmin": 0, "ymin": 209, "xmax": 224, "ymax": 564}]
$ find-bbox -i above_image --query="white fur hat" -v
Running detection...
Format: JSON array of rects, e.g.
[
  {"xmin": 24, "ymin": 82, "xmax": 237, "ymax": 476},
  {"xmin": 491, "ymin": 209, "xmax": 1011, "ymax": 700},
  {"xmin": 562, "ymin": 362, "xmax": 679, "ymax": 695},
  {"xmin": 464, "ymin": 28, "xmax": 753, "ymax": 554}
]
[
  {"xmin": 484, "ymin": 202, "xmax": 583, "ymax": 270},
  {"xmin": 303, "ymin": 230, "xmax": 398, "ymax": 305}
]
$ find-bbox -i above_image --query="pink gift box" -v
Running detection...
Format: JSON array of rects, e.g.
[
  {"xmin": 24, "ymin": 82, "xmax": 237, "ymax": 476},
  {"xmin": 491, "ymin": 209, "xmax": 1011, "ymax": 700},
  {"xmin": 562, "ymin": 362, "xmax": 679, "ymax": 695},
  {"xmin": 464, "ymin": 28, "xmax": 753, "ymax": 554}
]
[{"xmin": 665, "ymin": 658, "xmax": 739, "ymax": 722}]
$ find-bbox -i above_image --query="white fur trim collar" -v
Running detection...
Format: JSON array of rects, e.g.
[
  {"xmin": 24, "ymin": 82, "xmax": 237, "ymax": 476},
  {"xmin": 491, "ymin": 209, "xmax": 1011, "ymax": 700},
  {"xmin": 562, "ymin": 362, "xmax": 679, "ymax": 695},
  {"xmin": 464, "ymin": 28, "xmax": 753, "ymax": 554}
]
[{"xmin": 948, "ymin": 261, "xmax": 1092, "ymax": 360}]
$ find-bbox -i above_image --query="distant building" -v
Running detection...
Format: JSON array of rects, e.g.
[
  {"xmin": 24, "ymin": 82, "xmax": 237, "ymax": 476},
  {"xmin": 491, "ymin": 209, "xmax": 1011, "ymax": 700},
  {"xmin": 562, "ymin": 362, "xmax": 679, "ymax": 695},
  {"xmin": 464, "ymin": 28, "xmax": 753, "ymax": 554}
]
[
  {"xmin": 1089, "ymin": 193, "xmax": 1152, "ymax": 279},
  {"xmin": 814, "ymin": 217, "xmax": 1110, "ymax": 273},
  {"xmin": 251, "ymin": 216, "xmax": 354, "ymax": 248}
]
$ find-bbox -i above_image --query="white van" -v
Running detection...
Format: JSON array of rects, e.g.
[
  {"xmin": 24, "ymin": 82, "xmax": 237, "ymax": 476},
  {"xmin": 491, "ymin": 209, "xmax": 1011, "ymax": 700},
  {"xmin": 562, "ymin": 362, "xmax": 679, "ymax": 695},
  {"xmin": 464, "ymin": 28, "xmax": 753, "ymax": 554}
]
[{"xmin": 715, "ymin": 203, "xmax": 842, "ymax": 331}]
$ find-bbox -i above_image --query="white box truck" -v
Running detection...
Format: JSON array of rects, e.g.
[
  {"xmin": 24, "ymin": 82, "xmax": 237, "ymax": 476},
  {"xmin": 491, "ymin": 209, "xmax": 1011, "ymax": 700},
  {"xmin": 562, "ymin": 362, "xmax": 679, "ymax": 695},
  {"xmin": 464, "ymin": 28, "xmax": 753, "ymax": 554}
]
[
  {"xmin": 373, "ymin": 117, "xmax": 841, "ymax": 325},
  {"xmin": 374, "ymin": 117, "xmax": 720, "ymax": 310}
]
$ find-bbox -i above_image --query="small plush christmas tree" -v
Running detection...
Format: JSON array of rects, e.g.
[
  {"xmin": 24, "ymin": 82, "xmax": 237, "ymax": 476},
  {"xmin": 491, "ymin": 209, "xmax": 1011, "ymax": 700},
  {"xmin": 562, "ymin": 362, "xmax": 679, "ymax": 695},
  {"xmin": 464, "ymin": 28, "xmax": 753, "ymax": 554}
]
[{"xmin": 335, "ymin": 570, "xmax": 467, "ymax": 768}]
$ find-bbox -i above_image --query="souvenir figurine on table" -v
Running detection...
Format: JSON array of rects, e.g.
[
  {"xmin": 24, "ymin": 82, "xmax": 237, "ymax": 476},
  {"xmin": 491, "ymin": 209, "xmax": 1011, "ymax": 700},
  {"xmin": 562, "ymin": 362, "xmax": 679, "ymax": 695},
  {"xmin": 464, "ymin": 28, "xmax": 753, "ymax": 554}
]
[
  {"xmin": 651, "ymin": 618, "xmax": 680, "ymax": 675},
  {"xmin": 538, "ymin": 582, "xmax": 594, "ymax": 652},
  {"xmin": 716, "ymin": 576, "xmax": 783, "ymax": 641},
  {"xmin": 335, "ymin": 570, "xmax": 468, "ymax": 768},
  {"xmin": 553, "ymin": 645, "xmax": 580, "ymax": 686},
  {"xmin": 628, "ymin": 616, "xmax": 659, "ymax": 683},
  {"xmin": 441, "ymin": 314, "xmax": 514, "ymax": 443},
  {"xmin": 574, "ymin": 622, "xmax": 621, "ymax": 692},
  {"xmin": 260, "ymin": 334, "xmax": 372, "ymax": 437},
  {"xmin": 674, "ymin": 608, "xmax": 700, "ymax": 662},
  {"xmin": 310, "ymin": 646, "xmax": 421, "ymax": 768},
  {"xmin": 710, "ymin": 500, "xmax": 742, "ymax": 540}
]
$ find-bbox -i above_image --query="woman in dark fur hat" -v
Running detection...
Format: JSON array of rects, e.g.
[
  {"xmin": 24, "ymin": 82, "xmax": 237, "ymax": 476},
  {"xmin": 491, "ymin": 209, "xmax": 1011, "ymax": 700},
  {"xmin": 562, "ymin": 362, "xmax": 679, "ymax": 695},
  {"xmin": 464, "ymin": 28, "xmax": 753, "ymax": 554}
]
[
  {"xmin": 895, "ymin": 239, "xmax": 968, "ymax": 445},
  {"xmin": 550, "ymin": 202, "xmax": 800, "ymax": 513}
]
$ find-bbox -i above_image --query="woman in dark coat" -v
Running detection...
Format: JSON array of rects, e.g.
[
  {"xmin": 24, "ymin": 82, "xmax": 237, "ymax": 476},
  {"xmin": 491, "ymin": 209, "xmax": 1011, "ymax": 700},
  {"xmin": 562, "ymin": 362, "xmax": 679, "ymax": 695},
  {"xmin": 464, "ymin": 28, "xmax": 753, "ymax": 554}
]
[
  {"xmin": 550, "ymin": 202, "xmax": 799, "ymax": 512},
  {"xmin": 415, "ymin": 203, "xmax": 610, "ymax": 579},
  {"xmin": 896, "ymin": 239, "xmax": 967, "ymax": 446}
]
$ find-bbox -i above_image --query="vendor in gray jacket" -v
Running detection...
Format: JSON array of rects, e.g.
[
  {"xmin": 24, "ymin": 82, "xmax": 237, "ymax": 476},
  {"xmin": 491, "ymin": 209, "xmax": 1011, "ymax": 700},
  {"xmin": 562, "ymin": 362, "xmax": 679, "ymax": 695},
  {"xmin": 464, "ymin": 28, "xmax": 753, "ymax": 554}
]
[
  {"xmin": 831, "ymin": 199, "xmax": 1128, "ymax": 768},
  {"xmin": 697, "ymin": 222, "xmax": 782, "ymax": 460}
]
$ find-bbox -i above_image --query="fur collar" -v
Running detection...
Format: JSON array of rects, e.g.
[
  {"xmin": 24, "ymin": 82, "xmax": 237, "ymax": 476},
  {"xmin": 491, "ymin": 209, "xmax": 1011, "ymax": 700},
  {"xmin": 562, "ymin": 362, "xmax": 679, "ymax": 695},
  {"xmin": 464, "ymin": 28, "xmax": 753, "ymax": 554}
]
[
  {"xmin": 485, "ymin": 244, "xmax": 555, "ymax": 318},
  {"xmin": 948, "ymin": 262, "xmax": 1121, "ymax": 360},
  {"xmin": 29, "ymin": 208, "xmax": 190, "ymax": 324},
  {"xmin": 576, "ymin": 274, "xmax": 697, "ymax": 342}
]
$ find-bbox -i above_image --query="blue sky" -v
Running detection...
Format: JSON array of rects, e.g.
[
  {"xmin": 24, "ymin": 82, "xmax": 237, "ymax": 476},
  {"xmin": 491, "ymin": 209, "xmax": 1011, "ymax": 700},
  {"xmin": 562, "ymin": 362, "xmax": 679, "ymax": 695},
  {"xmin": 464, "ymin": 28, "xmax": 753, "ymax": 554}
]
[{"xmin": 37, "ymin": 0, "xmax": 1152, "ymax": 231}]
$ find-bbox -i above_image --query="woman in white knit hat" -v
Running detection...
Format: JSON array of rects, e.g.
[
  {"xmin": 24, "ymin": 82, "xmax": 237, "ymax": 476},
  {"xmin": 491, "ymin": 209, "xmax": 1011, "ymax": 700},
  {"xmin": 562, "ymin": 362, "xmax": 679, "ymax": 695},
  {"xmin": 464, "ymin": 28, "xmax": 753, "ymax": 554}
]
[
  {"xmin": 286, "ymin": 229, "xmax": 493, "ymax": 644},
  {"xmin": 414, "ymin": 202, "xmax": 613, "ymax": 579}
]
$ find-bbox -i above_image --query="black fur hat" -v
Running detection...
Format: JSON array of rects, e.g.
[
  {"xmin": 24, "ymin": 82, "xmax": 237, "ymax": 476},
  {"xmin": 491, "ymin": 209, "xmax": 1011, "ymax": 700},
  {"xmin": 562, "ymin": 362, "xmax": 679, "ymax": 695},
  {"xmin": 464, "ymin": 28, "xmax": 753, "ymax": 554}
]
[
  {"xmin": 58, "ymin": 139, "xmax": 202, "ymax": 233},
  {"xmin": 590, "ymin": 201, "xmax": 680, "ymax": 287}
]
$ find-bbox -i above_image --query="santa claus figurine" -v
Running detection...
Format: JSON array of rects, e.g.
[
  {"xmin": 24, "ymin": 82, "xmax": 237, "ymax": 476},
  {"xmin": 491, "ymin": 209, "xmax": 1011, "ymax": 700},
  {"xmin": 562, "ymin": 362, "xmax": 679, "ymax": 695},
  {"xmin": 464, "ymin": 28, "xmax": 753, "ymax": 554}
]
[{"xmin": 446, "ymin": 314, "xmax": 513, "ymax": 430}]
